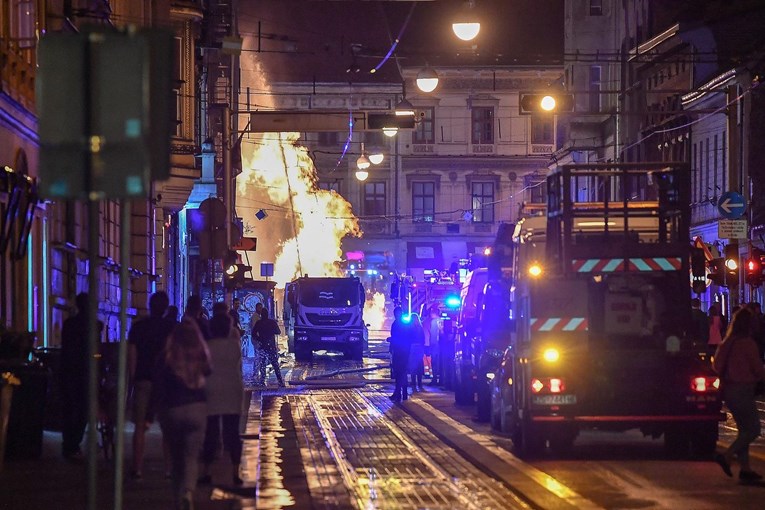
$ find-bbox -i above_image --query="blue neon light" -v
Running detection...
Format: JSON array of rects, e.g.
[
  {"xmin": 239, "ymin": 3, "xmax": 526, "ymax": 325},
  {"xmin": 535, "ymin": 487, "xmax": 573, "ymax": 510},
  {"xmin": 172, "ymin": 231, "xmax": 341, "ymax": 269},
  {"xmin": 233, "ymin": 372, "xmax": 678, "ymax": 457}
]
[{"xmin": 402, "ymin": 314, "xmax": 412, "ymax": 324}]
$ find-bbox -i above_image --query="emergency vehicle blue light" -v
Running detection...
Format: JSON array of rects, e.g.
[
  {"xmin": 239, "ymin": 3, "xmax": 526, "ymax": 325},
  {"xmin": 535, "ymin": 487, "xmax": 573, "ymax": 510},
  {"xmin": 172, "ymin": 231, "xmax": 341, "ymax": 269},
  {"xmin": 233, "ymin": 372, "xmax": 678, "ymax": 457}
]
[
  {"xmin": 402, "ymin": 314, "xmax": 412, "ymax": 323},
  {"xmin": 445, "ymin": 295, "xmax": 461, "ymax": 308}
]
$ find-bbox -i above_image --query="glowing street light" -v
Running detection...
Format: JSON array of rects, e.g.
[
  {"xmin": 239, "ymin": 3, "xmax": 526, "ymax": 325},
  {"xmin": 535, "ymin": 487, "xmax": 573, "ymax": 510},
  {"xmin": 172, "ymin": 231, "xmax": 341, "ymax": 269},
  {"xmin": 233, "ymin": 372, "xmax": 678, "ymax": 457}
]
[
  {"xmin": 540, "ymin": 95, "xmax": 557, "ymax": 111},
  {"xmin": 356, "ymin": 153, "xmax": 371, "ymax": 170},
  {"xmin": 452, "ymin": 0, "xmax": 480, "ymax": 41},
  {"xmin": 368, "ymin": 151, "xmax": 384, "ymax": 165},
  {"xmin": 416, "ymin": 66, "xmax": 439, "ymax": 93}
]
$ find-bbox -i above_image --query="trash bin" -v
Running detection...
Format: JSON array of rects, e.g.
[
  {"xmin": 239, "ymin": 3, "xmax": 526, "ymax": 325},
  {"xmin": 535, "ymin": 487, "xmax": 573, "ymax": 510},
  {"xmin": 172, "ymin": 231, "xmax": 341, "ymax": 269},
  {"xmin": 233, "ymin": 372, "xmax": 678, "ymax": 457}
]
[
  {"xmin": 0, "ymin": 361, "xmax": 50, "ymax": 460},
  {"xmin": 35, "ymin": 347, "xmax": 63, "ymax": 431}
]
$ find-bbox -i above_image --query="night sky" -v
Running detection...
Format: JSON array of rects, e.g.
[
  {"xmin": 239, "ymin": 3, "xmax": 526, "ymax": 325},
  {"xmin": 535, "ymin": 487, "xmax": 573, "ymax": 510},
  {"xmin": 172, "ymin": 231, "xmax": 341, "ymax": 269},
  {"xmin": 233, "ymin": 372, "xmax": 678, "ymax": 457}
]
[{"xmin": 239, "ymin": 0, "xmax": 564, "ymax": 84}]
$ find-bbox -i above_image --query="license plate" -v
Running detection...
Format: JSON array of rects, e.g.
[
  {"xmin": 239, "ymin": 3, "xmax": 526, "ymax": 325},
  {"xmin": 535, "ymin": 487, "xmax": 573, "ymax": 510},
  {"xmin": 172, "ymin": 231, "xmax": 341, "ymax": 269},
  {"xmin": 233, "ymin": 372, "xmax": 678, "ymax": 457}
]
[
  {"xmin": 532, "ymin": 394, "xmax": 577, "ymax": 405},
  {"xmin": 321, "ymin": 336, "xmax": 337, "ymax": 341}
]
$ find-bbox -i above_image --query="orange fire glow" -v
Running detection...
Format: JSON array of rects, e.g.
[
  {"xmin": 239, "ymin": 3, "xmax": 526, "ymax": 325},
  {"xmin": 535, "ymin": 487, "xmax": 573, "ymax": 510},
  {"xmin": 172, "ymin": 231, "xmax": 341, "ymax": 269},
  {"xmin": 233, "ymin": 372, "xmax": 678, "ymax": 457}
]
[
  {"xmin": 236, "ymin": 59, "xmax": 360, "ymax": 288},
  {"xmin": 364, "ymin": 292, "xmax": 387, "ymax": 331}
]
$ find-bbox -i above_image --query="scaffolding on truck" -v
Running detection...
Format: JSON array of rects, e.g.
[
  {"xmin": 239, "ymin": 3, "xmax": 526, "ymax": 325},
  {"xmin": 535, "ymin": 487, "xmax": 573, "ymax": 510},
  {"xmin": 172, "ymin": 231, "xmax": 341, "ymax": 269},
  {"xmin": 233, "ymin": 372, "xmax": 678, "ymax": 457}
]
[{"xmin": 490, "ymin": 162, "xmax": 724, "ymax": 458}]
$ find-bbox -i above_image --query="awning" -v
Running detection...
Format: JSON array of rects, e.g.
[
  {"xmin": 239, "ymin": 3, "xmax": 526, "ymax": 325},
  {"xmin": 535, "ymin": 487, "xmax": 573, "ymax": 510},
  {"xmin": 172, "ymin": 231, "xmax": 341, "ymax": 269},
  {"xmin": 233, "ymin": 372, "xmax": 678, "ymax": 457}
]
[{"xmin": 407, "ymin": 242, "xmax": 443, "ymax": 269}]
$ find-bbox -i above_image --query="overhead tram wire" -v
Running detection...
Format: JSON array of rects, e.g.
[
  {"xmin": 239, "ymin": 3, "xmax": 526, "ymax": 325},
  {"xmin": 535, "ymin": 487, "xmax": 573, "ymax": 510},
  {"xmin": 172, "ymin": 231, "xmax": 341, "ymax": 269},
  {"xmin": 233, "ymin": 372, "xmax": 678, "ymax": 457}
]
[{"xmin": 278, "ymin": 138, "xmax": 304, "ymax": 277}]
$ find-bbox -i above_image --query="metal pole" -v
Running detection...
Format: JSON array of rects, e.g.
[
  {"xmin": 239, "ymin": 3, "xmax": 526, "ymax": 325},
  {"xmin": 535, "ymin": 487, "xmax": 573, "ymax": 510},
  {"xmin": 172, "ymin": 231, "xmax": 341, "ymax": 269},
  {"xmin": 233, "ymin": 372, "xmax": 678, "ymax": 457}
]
[
  {"xmin": 223, "ymin": 105, "xmax": 233, "ymax": 305},
  {"xmin": 394, "ymin": 135, "xmax": 400, "ymax": 238},
  {"xmin": 86, "ymin": 198, "xmax": 99, "ymax": 510},
  {"xmin": 84, "ymin": 32, "xmax": 99, "ymax": 510},
  {"xmin": 114, "ymin": 199, "xmax": 131, "ymax": 510}
]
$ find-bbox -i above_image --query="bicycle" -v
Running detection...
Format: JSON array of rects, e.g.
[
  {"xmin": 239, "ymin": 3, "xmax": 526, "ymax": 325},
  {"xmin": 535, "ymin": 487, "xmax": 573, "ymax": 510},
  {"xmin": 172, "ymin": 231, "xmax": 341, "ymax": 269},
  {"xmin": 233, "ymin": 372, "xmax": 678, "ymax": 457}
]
[{"xmin": 96, "ymin": 343, "xmax": 119, "ymax": 461}]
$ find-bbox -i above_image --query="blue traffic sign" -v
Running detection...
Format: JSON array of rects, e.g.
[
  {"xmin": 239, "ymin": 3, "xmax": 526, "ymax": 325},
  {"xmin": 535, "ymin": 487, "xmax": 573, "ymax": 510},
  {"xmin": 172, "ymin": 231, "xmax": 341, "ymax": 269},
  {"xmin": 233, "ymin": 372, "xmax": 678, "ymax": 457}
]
[{"xmin": 717, "ymin": 191, "xmax": 746, "ymax": 219}]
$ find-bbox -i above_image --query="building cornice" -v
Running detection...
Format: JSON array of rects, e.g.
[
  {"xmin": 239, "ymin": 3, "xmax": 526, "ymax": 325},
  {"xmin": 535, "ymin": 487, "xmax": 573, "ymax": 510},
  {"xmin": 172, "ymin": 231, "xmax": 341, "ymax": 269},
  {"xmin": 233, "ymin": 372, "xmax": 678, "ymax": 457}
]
[
  {"xmin": 682, "ymin": 68, "xmax": 739, "ymax": 106},
  {"xmin": 630, "ymin": 23, "xmax": 680, "ymax": 61}
]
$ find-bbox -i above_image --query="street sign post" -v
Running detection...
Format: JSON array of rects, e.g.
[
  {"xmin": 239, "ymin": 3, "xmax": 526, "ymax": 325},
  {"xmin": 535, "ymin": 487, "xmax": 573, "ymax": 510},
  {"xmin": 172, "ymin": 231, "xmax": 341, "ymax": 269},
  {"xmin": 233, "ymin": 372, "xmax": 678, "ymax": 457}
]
[
  {"xmin": 717, "ymin": 191, "xmax": 747, "ymax": 219},
  {"xmin": 233, "ymin": 237, "xmax": 257, "ymax": 251},
  {"xmin": 718, "ymin": 219, "xmax": 748, "ymax": 239}
]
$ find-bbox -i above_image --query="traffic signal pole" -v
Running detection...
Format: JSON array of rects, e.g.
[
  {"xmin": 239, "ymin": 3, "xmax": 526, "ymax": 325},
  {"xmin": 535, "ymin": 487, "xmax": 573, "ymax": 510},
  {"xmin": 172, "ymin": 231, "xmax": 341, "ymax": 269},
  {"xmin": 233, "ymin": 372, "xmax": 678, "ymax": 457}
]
[{"xmin": 223, "ymin": 105, "xmax": 233, "ymax": 305}]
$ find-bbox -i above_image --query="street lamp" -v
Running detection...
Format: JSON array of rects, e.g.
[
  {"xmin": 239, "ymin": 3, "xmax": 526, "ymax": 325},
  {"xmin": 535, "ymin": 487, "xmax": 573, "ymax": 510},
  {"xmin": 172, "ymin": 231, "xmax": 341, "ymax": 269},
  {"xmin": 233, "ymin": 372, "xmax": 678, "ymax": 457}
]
[
  {"xmin": 395, "ymin": 98, "xmax": 416, "ymax": 117},
  {"xmin": 356, "ymin": 142, "xmax": 371, "ymax": 181},
  {"xmin": 356, "ymin": 153, "xmax": 371, "ymax": 170},
  {"xmin": 416, "ymin": 66, "xmax": 439, "ymax": 93},
  {"xmin": 355, "ymin": 168, "xmax": 369, "ymax": 181},
  {"xmin": 369, "ymin": 151, "xmax": 384, "ymax": 165},
  {"xmin": 452, "ymin": 0, "xmax": 480, "ymax": 42}
]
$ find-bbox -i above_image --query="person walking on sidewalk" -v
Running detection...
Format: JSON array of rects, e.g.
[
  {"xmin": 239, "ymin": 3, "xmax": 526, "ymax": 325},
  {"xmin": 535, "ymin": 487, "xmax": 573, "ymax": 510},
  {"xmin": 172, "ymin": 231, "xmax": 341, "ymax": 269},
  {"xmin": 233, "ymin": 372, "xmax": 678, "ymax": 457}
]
[
  {"xmin": 184, "ymin": 295, "xmax": 211, "ymax": 341},
  {"xmin": 154, "ymin": 318, "xmax": 212, "ymax": 510},
  {"xmin": 250, "ymin": 302, "xmax": 264, "ymax": 376},
  {"xmin": 60, "ymin": 292, "xmax": 103, "ymax": 461},
  {"xmin": 424, "ymin": 305, "xmax": 441, "ymax": 385},
  {"xmin": 198, "ymin": 302, "xmax": 244, "ymax": 486},
  {"xmin": 252, "ymin": 307, "xmax": 285, "ymax": 387},
  {"xmin": 389, "ymin": 306, "xmax": 410, "ymax": 402},
  {"xmin": 127, "ymin": 291, "xmax": 176, "ymax": 479},
  {"xmin": 407, "ymin": 313, "xmax": 426, "ymax": 393},
  {"xmin": 712, "ymin": 307, "xmax": 765, "ymax": 483},
  {"xmin": 708, "ymin": 303, "xmax": 724, "ymax": 358}
]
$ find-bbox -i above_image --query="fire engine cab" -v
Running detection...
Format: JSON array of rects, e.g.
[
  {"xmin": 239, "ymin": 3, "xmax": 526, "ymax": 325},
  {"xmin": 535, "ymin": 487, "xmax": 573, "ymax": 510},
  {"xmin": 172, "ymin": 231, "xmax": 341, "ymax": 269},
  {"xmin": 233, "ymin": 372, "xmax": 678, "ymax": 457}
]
[{"xmin": 490, "ymin": 162, "xmax": 724, "ymax": 457}]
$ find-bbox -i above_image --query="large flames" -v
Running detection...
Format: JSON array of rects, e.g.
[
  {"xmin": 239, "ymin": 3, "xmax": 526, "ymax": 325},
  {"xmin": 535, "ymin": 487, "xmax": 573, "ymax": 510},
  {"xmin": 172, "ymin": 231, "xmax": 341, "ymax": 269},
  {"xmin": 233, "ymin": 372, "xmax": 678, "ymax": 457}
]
[
  {"xmin": 236, "ymin": 131, "xmax": 360, "ymax": 287},
  {"xmin": 236, "ymin": 59, "xmax": 359, "ymax": 288},
  {"xmin": 364, "ymin": 292, "xmax": 387, "ymax": 331}
]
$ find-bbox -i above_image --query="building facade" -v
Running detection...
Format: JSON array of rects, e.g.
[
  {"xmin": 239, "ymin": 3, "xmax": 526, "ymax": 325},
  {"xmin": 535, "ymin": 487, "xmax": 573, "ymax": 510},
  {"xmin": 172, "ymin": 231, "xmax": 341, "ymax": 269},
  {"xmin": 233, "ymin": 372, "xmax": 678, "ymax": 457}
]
[
  {"xmin": 560, "ymin": 0, "xmax": 765, "ymax": 309},
  {"xmin": 0, "ymin": 0, "xmax": 206, "ymax": 345}
]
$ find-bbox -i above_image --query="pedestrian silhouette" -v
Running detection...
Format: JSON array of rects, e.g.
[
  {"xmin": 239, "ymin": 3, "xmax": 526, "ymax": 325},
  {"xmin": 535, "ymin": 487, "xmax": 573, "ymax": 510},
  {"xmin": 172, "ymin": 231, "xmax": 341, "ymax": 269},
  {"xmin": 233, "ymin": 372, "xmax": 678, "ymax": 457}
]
[
  {"xmin": 127, "ymin": 291, "xmax": 175, "ymax": 479},
  {"xmin": 153, "ymin": 318, "xmax": 211, "ymax": 510},
  {"xmin": 60, "ymin": 292, "xmax": 102, "ymax": 461},
  {"xmin": 199, "ymin": 302, "xmax": 244, "ymax": 486},
  {"xmin": 251, "ymin": 307, "xmax": 285, "ymax": 387}
]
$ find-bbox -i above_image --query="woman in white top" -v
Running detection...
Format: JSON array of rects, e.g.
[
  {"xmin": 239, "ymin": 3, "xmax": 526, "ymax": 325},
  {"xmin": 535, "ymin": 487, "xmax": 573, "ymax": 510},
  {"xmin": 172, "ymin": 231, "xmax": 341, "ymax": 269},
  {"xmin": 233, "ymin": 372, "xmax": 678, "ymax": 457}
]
[
  {"xmin": 198, "ymin": 302, "xmax": 244, "ymax": 486},
  {"xmin": 708, "ymin": 303, "xmax": 725, "ymax": 357}
]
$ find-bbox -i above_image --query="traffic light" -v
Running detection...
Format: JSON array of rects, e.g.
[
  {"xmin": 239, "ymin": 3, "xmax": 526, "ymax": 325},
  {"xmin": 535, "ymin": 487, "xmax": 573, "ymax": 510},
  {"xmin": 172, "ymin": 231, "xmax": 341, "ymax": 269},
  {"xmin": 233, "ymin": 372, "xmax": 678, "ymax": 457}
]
[
  {"xmin": 707, "ymin": 258, "xmax": 726, "ymax": 286},
  {"xmin": 519, "ymin": 93, "xmax": 575, "ymax": 115},
  {"xmin": 224, "ymin": 263, "xmax": 252, "ymax": 289},
  {"xmin": 745, "ymin": 248, "xmax": 765, "ymax": 286},
  {"xmin": 367, "ymin": 112, "xmax": 416, "ymax": 130},
  {"xmin": 724, "ymin": 244, "xmax": 739, "ymax": 288},
  {"xmin": 691, "ymin": 247, "xmax": 707, "ymax": 294}
]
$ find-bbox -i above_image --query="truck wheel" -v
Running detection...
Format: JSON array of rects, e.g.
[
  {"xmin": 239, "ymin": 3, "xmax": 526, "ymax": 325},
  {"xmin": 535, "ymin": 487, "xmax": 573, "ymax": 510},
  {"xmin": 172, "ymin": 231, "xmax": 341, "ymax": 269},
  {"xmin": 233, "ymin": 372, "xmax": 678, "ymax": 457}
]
[
  {"xmin": 689, "ymin": 422, "xmax": 718, "ymax": 458},
  {"xmin": 295, "ymin": 344, "xmax": 312, "ymax": 362},
  {"xmin": 549, "ymin": 427, "xmax": 577, "ymax": 456},
  {"xmin": 663, "ymin": 427, "xmax": 690, "ymax": 458},
  {"xmin": 346, "ymin": 343, "xmax": 363, "ymax": 361},
  {"xmin": 454, "ymin": 375, "xmax": 473, "ymax": 406},
  {"xmin": 490, "ymin": 391, "xmax": 502, "ymax": 431},
  {"xmin": 513, "ymin": 420, "xmax": 544, "ymax": 459},
  {"xmin": 499, "ymin": 401, "xmax": 512, "ymax": 434},
  {"xmin": 476, "ymin": 380, "xmax": 491, "ymax": 422}
]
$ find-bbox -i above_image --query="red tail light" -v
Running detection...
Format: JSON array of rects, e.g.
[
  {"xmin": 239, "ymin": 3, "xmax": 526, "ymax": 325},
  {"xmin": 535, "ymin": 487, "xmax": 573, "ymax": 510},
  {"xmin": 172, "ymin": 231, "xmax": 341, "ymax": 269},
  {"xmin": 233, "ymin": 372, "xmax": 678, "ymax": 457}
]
[
  {"xmin": 691, "ymin": 376, "xmax": 720, "ymax": 392},
  {"xmin": 531, "ymin": 377, "xmax": 566, "ymax": 394}
]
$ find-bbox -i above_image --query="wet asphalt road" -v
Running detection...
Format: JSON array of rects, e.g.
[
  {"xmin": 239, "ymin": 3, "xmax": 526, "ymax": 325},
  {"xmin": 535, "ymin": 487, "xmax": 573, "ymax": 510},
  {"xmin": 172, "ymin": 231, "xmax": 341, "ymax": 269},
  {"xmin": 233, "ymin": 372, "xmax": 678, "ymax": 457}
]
[{"xmin": 232, "ymin": 332, "xmax": 765, "ymax": 510}]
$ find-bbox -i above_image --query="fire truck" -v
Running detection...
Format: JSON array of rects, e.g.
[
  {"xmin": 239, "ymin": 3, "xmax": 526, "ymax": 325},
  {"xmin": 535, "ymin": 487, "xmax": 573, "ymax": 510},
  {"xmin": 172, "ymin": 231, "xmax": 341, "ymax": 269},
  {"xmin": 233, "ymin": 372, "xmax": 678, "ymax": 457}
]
[
  {"xmin": 284, "ymin": 276, "xmax": 367, "ymax": 361},
  {"xmin": 490, "ymin": 163, "xmax": 723, "ymax": 457}
]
